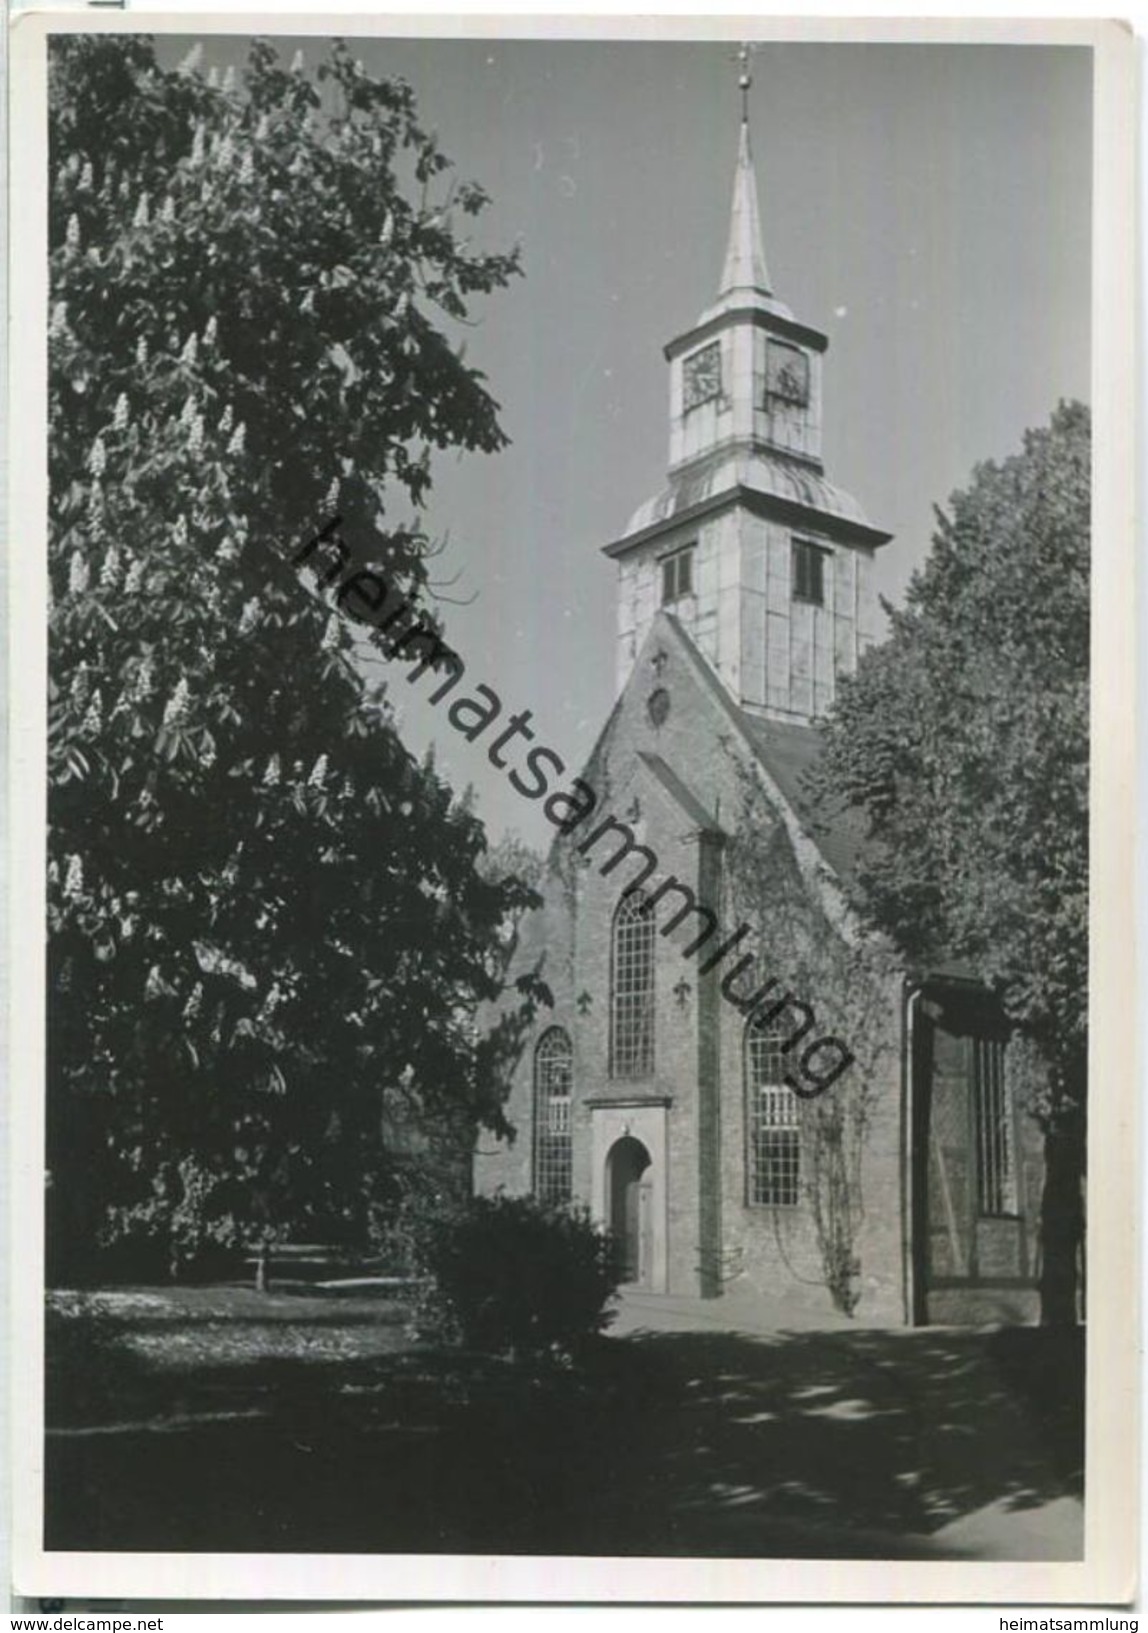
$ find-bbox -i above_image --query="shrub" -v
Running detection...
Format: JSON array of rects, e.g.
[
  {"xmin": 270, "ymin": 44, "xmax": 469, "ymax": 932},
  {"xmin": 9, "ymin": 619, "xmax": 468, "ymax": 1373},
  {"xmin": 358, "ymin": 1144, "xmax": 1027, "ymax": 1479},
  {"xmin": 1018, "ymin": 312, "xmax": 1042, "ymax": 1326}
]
[{"xmin": 415, "ymin": 1194, "xmax": 623, "ymax": 1358}]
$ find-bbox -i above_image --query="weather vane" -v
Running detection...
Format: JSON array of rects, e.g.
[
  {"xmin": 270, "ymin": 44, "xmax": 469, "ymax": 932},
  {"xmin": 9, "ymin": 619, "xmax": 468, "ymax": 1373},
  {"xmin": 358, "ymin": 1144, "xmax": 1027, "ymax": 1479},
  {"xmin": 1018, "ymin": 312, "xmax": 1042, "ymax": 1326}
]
[{"xmin": 735, "ymin": 42, "xmax": 754, "ymax": 125}]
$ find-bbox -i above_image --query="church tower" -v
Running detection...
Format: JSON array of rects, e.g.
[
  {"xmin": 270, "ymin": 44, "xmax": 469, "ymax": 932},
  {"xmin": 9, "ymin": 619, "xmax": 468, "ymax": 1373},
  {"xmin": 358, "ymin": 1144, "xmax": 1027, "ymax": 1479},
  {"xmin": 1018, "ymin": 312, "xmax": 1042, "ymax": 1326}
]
[{"xmin": 606, "ymin": 54, "xmax": 892, "ymax": 723}]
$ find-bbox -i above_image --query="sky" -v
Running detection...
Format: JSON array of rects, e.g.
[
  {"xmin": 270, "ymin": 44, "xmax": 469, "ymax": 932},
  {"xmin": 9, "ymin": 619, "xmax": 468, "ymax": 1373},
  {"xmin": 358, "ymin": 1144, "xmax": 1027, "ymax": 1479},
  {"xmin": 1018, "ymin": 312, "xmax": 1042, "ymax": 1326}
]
[{"xmin": 164, "ymin": 34, "xmax": 1093, "ymax": 848}]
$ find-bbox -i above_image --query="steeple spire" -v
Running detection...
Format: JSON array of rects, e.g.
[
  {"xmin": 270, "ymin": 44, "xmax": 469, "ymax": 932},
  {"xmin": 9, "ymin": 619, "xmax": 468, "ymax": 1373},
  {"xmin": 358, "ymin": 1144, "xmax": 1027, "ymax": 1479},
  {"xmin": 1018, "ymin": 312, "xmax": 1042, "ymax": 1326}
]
[
  {"xmin": 606, "ymin": 41, "xmax": 892, "ymax": 715},
  {"xmin": 719, "ymin": 46, "xmax": 771, "ymax": 298}
]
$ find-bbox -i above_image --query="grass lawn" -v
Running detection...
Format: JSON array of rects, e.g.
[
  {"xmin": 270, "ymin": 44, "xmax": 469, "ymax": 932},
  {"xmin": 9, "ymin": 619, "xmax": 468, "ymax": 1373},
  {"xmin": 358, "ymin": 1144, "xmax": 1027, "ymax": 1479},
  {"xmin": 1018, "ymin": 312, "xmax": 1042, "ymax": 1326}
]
[
  {"xmin": 44, "ymin": 1284, "xmax": 653, "ymax": 1555},
  {"xmin": 43, "ymin": 1286, "xmax": 1085, "ymax": 1559},
  {"xmin": 48, "ymin": 1284, "xmax": 414, "ymax": 1420}
]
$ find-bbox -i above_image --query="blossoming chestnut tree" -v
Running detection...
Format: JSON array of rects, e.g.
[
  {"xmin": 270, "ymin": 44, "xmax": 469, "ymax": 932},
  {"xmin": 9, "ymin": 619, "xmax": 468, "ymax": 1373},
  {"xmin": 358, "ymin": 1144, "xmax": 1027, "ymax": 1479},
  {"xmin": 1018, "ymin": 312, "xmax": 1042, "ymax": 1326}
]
[{"xmin": 47, "ymin": 34, "xmax": 542, "ymax": 1281}]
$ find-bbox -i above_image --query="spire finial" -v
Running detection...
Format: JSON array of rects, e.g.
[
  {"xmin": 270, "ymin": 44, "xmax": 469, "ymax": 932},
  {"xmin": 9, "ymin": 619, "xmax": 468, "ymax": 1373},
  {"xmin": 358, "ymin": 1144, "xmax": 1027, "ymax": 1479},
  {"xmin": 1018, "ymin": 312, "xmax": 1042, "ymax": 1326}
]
[
  {"xmin": 717, "ymin": 45, "xmax": 771, "ymax": 298},
  {"xmin": 736, "ymin": 42, "xmax": 753, "ymax": 126}
]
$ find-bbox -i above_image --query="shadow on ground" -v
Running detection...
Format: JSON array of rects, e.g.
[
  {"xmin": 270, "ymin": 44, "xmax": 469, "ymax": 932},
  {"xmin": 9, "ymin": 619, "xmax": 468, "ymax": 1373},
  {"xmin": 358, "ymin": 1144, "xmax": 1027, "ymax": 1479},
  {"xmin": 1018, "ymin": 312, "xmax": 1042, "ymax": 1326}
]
[
  {"xmin": 592, "ymin": 1325, "xmax": 1083, "ymax": 1558},
  {"xmin": 44, "ymin": 1295, "xmax": 1083, "ymax": 1559}
]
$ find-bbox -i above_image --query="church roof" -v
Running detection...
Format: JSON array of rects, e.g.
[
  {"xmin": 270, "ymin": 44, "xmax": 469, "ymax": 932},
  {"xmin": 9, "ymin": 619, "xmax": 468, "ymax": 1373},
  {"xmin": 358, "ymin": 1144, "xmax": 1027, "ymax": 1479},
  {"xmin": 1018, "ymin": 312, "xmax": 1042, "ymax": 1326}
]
[
  {"xmin": 735, "ymin": 711, "xmax": 867, "ymax": 889},
  {"xmin": 656, "ymin": 608, "xmax": 868, "ymax": 891},
  {"xmin": 659, "ymin": 615, "xmax": 986, "ymax": 976}
]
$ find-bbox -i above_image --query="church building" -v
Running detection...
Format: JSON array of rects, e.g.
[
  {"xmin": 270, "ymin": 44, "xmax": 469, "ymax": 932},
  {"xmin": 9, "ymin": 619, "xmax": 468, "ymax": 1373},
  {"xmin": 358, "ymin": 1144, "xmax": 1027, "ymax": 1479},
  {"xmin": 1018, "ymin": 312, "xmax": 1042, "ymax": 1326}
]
[{"xmin": 475, "ymin": 85, "xmax": 1046, "ymax": 1326}]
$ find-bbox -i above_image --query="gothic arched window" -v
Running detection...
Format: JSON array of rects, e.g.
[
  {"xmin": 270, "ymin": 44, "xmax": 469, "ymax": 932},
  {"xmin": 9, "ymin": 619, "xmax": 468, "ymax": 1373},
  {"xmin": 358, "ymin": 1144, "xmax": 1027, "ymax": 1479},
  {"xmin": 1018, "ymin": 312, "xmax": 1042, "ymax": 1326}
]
[
  {"xmin": 610, "ymin": 892, "xmax": 655, "ymax": 1078},
  {"xmin": 746, "ymin": 1014, "xmax": 800, "ymax": 1206},
  {"xmin": 533, "ymin": 1026, "xmax": 573, "ymax": 1205}
]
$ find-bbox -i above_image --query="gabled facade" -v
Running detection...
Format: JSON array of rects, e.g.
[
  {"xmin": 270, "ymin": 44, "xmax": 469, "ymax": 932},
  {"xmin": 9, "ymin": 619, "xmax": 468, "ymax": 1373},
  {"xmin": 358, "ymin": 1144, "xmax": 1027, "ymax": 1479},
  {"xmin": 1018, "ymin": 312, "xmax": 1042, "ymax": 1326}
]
[{"xmin": 476, "ymin": 99, "xmax": 1045, "ymax": 1326}]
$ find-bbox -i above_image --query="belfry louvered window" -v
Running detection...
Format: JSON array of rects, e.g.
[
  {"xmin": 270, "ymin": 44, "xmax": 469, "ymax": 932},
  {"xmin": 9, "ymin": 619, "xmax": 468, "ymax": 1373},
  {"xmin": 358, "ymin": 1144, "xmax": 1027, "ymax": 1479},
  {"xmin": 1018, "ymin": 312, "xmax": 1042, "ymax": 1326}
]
[
  {"xmin": 533, "ymin": 1027, "xmax": 573, "ymax": 1205},
  {"xmin": 610, "ymin": 893, "xmax": 655, "ymax": 1078},
  {"xmin": 746, "ymin": 1015, "xmax": 800, "ymax": 1207},
  {"xmin": 792, "ymin": 538, "xmax": 827, "ymax": 606},
  {"xmin": 661, "ymin": 545, "xmax": 695, "ymax": 606}
]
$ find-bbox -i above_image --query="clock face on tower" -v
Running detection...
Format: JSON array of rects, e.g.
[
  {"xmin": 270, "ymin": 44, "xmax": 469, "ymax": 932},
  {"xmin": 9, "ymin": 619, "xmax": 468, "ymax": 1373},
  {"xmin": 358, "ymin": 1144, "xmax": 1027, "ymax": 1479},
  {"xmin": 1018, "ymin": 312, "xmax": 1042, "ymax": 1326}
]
[
  {"xmin": 766, "ymin": 340, "xmax": 810, "ymax": 408},
  {"xmin": 682, "ymin": 341, "xmax": 722, "ymax": 412}
]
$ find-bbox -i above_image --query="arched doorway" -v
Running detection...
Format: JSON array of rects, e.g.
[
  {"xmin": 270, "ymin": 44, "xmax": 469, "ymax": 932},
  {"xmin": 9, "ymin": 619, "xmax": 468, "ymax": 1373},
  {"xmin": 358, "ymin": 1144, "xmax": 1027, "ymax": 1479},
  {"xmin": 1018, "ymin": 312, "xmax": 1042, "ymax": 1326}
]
[{"xmin": 606, "ymin": 1136, "xmax": 652, "ymax": 1285}]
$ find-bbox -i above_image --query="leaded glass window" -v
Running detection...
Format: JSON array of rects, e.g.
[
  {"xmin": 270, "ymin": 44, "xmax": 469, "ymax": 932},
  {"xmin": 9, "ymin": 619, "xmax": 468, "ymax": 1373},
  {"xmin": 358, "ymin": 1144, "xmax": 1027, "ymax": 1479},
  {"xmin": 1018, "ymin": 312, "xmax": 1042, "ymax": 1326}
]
[
  {"xmin": 610, "ymin": 893, "xmax": 655, "ymax": 1078},
  {"xmin": 533, "ymin": 1026, "xmax": 573, "ymax": 1205},
  {"xmin": 747, "ymin": 1016, "xmax": 800, "ymax": 1206}
]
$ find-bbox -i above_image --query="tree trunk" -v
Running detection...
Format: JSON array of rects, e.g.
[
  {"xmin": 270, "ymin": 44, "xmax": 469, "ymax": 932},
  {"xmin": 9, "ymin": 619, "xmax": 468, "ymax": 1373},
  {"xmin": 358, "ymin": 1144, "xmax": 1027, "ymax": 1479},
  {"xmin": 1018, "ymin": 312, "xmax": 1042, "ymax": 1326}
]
[
  {"xmin": 255, "ymin": 1239, "xmax": 271, "ymax": 1293},
  {"xmin": 1039, "ymin": 1119, "xmax": 1084, "ymax": 1326}
]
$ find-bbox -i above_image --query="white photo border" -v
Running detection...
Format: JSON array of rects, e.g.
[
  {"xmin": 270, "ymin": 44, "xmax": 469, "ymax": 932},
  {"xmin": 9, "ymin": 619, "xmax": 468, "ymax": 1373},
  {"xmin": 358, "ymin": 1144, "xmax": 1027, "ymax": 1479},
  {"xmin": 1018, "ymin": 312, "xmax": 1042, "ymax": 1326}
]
[{"xmin": 8, "ymin": 9, "xmax": 1139, "ymax": 1606}]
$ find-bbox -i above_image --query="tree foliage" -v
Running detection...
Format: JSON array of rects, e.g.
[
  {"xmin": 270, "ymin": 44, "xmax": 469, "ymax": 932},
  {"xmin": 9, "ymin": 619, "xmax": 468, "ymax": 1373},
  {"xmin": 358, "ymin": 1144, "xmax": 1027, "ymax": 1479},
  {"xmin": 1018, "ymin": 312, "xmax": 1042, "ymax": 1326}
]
[
  {"xmin": 815, "ymin": 401, "xmax": 1089, "ymax": 1113},
  {"xmin": 815, "ymin": 403, "xmax": 1089, "ymax": 1323},
  {"xmin": 47, "ymin": 35, "xmax": 540, "ymax": 1280},
  {"xmin": 476, "ymin": 831, "xmax": 546, "ymax": 969}
]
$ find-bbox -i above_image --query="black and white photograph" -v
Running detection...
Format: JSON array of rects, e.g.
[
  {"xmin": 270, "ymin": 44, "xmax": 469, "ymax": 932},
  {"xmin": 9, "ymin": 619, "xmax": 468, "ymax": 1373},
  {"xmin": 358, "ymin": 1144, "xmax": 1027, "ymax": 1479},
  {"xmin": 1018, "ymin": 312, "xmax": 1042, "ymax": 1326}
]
[{"xmin": 8, "ymin": 11, "xmax": 1138, "ymax": 1607}]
